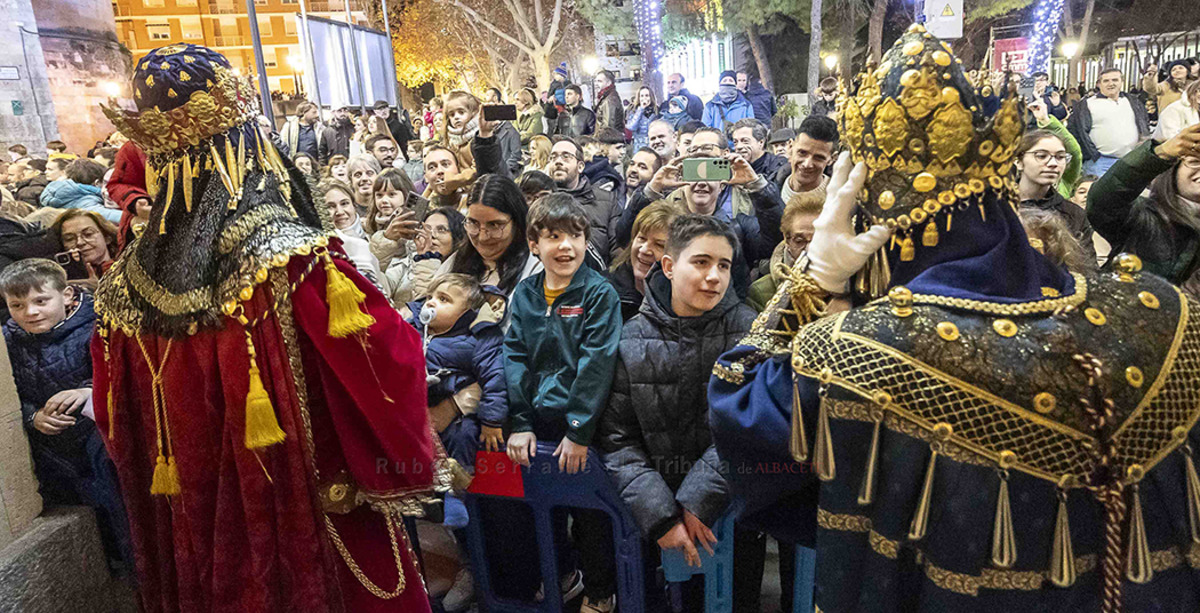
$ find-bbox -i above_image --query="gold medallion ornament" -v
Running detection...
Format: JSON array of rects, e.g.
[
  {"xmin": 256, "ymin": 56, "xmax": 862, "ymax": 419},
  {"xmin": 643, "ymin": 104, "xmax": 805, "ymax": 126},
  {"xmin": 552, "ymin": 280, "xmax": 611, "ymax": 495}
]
[
  {"xmin": 1084, "ymin": 308, "xmax": 1107, "ymax": 326},
  {"xmin": 936, "ymin": 321, "xmax": 960, "ymax": 341},
  {"xmin": 1126, "ymin": 366, "xmax": 1145, "ymax": 388},
  {"xmin": 1140, "ymin": 291, "xmax": 1161, "ymax": 310},
  {"xmin": 1033, "ymin": 392, "xmax": 1057, "ymax": 414},
  {"xmin": 993, "ymin": 319, "xmax": 1018, "ymax": 337}
]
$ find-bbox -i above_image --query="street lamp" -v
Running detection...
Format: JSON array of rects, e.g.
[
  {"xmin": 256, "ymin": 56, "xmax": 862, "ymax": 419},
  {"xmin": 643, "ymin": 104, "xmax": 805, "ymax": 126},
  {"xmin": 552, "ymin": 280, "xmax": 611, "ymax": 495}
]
[
  {"xmin": 287, "ymin": 54, "xmax": 306, "ymax": 97},
  {"xmin": 1061, "ymin": 41, "xmax": 1079, "ymax": 59},
  {"xmin": 102, "ymin": 81, "xmax": 121, "ymax": 99},
  {"xmin": 581, "ymin": 56, "xmax": 600, "ymax": 106},
  {"xmin": 824, "ymin": 54, "xmax": 839, "ymax": 74}
]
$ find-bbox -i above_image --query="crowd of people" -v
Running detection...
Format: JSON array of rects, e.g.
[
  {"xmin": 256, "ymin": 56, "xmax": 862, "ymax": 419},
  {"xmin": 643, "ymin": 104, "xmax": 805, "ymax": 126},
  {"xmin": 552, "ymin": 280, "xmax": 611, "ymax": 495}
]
[{"xmin": 3, "ymin": 35, "xmax": 1200, "ymax": 613}]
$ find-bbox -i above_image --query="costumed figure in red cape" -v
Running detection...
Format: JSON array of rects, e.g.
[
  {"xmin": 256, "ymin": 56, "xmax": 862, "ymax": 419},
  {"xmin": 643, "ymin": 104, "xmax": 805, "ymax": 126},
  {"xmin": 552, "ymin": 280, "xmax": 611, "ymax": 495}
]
[{"xmin": 95, "ymin": 43, "xmax": 441, "ymax": 613}]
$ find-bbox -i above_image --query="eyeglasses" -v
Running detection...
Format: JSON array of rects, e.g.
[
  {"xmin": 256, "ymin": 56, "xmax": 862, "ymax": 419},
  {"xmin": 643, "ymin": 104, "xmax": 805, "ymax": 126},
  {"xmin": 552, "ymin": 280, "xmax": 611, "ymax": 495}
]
[
  {"xmin": 785, "ymin": 232, "xmax": 814, "ymax": 247},
  {"xmin": 464, "ymin": 218, "xmax": 512, "ymax": 238},
  {"xmin": 1026, "ymin": 151, "xmax": 1072, "ymax": 164},
  {"xmin": 62, "ymin": 227, "xmax": 101, "ymax": 248},
  {"xmin": 687, "ymin": 144, "xmax": 721, "ymax": 155},
  {"xmin": 549, "ymin": 152, "xmax": 578, "ymax": 163},
  {"xmin": 424, "ymin": 223, "xmax": 451, "ymax": 236},
  {"xmin": 1183, "ymin": 157, "xmax": 1200, "ymax": 169}
]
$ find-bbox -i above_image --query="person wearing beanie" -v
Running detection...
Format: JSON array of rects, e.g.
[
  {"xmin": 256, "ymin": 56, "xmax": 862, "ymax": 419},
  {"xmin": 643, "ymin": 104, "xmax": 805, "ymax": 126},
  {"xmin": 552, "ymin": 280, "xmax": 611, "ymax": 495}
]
[{"xmin": 701, "ymin": 70, "xmax": 755, "ymax": 131}]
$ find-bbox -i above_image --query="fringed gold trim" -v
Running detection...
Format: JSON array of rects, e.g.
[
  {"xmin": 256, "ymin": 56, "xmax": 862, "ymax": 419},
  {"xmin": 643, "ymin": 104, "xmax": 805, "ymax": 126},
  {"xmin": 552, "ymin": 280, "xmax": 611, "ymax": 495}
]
[
  {"xmin": 1050, "ymin": 491, "xmax": 1076, "ymax": 588},
  {"xmin": 1126, "ymin": 484, "xmax": 1153, "ymax": 583},
  {"xmin": 815, "ymin": 399, "xmax": 836, "ymax": 481},
  {"xmin": 323, "ymin": 252, "xmax": 375, "ymax": 338},
  {"xmin": 857, "ymin": 413, "xmax": 882, "ymax": 506},
  {"xmin": 791, "ymin": 373, "xmax": 809, "ymax": 462},
  {"xmin": 991, "ymin": 474, "xmax": 1016, "ymax": 569},
  {"xmin": 1185, "ymin": 446, "xmax": 1200, "ymax": 545},
  {"xmin": 908, "ymin": 445, "xmax": 937, "ymax": 541},
  {"xmin": 243, "ymin": 324, "xmax": 286, "ymax": 450}
]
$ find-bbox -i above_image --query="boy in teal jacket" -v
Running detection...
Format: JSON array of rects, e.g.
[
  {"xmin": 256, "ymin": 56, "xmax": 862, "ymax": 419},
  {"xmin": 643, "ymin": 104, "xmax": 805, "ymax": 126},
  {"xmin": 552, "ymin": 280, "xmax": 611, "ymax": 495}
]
[{"xmin": 504, "ymin": 193, "xmax": 622, "ymax": 612}]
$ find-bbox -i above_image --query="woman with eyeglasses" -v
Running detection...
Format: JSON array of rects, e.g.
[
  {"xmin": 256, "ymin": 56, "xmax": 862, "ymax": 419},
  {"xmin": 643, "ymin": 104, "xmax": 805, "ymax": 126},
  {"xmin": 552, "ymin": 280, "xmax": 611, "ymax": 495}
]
[
  {"xmin": 384, "ymin": 206, "xmax": 466, "ymax": 305},
  {"xmin": 1087, "ymin": 122, "xmax": 1200, "ymax": 293},
  {"xmin": 1016, "ymin": 99, "xmax": 1095, "ymax": 264},
  {"xmin": 49, "ymin": 209, "xmax": 119, "ymax": 284}
]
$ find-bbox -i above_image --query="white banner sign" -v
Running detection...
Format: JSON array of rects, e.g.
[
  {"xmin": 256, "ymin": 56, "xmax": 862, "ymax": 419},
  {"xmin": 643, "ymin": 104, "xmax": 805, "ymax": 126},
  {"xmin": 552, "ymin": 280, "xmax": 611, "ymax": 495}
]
[{"xmin": 923, "ymin": 0, "xmax": 963, "ymax": 40}]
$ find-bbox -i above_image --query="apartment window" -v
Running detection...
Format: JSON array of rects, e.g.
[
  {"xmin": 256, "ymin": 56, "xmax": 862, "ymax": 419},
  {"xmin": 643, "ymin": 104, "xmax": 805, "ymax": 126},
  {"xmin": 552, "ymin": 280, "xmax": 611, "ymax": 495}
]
[
  {"xmin": 178, "ymin": 16, "xmax": 202, "ymax": 39},
  {"xmin": 176, "ymin": 0, "xmax": 197, "ymax": 6},
  {"xmin": 143, "ymin": 0, "xmax": 165, "ymax": 7},
  {"xmin": 148, "ymin": 23, "xmax": 172, "ymax": 40},
  {"xmin": 263, "ymin": 48, "xmax": 277, "ymax": 68},
  {"xmin": 258, "ymin": 16, "xmax": 273, "ymax": 37},
  {"xmin": 284, "ymin": 17, "xmax": 297, "ymax": 37}
]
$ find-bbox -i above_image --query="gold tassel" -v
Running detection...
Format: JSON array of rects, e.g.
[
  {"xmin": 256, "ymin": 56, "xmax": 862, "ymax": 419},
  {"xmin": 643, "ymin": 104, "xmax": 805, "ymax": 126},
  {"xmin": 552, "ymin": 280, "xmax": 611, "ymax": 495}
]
[
  {"xmin": 908, "ymin": 446, "xmax": 938, "ymax": 541},
  {"xmin": 182, "ymin": 155, "xmax": 194, "ymax": 212},
  {"xmin": 814, "ymin": 399, "xmax": 836, "ymax": 481},
  {"xmin": 236, "ymin": 135, "xmax": 247, "ymax": 193},
  {"xmin": 857, "ymin": 414, "xmax": 882, "ymax": 506},
  {"xmin": 991, "ymin": 473, "xmax": 1017, "ymax": 568},
  {"xmin": 979, "ymin": 202, "xmax": 987, "ymax": 222},
  {"xmin": 159, "ymin": 161, "xmax": 176, "ymax": 235},
  {"xmin": 225, "ymin": 136, "xmax": 238, "ymax": 195},
  {"xmin": 244, "ymin": 328, "xmax": 286, "ymax": 449},
  {"xmin": 150, "ymin": 455, "xmax": 181, "ymax": 496},
  {"xmin": 209, "ymin": 143, "xmax": 234, "ymax": 196},
  {"xmin": 1186, "ymin": 447, "xmax": 1200, "ymax": 544},
  {"xmin": 145, "ymin": 162, "xmax": 160, "ymax": 200},
  {"xmin": 900, "ymin": 236, "xmax": 915, "ymax": 262},
  {"xmin": 946, "ymin": 211, "xmax": 952, "ymax": 233},
  {"xmin": 1126, "ymin": 484, "xmax": 1153, "ymax": 583},
  {"xmin": 324, "ymin": 254, "xmax": 376, "ymax": 338},
  {"xmin": 922, "ymin": 219, "xmax": 939, "ymax": 247},
  {"xmin": 790, "ymin": 374, "xmax": 809, "ymax": 462},
  {"xmin": 1050, "ymin": 491, "xmax": 1076, "ymax": 588}
]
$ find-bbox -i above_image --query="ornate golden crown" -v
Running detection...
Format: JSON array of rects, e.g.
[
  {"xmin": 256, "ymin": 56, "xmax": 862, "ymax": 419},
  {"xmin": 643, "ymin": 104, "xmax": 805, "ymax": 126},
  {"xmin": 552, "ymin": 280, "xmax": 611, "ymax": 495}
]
[
  {"xmin": 840, "ymin": 24, "xmax": 1025, "ymax": 256},
  {"xmin": 102, "ymin": 64, "xmax": 260, "ymax": 156}
]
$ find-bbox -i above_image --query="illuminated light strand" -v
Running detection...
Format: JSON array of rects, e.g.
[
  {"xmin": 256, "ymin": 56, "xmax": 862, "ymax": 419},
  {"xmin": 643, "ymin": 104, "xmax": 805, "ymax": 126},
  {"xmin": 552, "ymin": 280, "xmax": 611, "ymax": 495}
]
[
  {"xmin": 633, "ymin": 0, "xmax": 666, "ymax": 86},
  {"xmin": 1027, "ymin": 0, "xmax": 1065, "ymax": 75}
]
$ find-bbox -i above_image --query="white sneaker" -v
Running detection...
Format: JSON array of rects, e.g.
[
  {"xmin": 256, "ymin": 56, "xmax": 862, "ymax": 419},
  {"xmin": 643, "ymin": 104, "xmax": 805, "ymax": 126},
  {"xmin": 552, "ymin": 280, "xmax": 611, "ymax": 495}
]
[
  {"xmin": 535, "ymin": 569, "xmax": 584, "ymax": 603},
  {"xmin": 580, "ymin": 594, "xmax": 615, "ymax": 613},
  {"xmin": 441, "ymin": 569, "xmax": 475, "ymax": 612}
]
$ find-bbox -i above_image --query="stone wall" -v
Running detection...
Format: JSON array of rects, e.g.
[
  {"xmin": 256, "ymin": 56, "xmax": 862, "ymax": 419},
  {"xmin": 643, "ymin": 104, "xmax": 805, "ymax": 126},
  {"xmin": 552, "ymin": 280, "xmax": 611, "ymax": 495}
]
[
  {"xmin": 0, "ymin": 321, "xmax": 42, "ymax": 551},
  {"xmin": 31, "ymin": 0, "xmax": 131, "ymax": 154},
  {"xmin": 0, "ymin": 0, "xmax": 59, "ymax": 155}
]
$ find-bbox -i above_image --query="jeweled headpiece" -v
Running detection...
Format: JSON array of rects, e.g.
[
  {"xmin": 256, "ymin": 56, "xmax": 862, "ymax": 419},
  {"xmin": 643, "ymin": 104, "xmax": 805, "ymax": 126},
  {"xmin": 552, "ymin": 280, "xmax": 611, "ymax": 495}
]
[
  {"xmin": 840, "ymin": 24, "xmax": 1025, "ymax": 251},
  {"xmin": 101, "ymin": 43, "xmax": 260, "ymax": 156}
]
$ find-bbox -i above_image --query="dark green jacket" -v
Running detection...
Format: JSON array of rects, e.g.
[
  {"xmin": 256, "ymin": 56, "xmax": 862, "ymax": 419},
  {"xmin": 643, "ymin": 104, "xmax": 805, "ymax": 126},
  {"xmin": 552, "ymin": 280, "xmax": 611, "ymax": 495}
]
[
  {"xmin": 504, "ymin": 265, "xmax": 623, "ymax": 445},
  {"xmin": 1086, "ymin": 140, "xmax": 1200, "ymax": 283}
]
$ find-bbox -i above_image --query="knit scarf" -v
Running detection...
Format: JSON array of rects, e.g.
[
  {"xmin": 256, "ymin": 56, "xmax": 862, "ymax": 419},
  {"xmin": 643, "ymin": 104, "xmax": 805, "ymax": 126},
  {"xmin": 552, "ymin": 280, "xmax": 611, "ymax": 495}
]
[{"xmin": 446, "ymin": 117, "xmax": 480, "ymax": 149}]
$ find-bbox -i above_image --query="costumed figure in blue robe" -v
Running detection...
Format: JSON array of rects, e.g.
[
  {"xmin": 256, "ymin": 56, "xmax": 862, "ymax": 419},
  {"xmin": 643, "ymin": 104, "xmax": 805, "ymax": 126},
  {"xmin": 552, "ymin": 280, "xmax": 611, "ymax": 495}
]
[{"xmin": 709, "ymin": 24, "xmax": 1200, "ymax": 613}]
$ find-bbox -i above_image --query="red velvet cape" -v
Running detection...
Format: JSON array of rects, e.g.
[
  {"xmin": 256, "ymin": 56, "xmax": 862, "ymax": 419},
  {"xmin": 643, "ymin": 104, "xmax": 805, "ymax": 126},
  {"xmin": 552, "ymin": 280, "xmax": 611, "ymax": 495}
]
[{"xmin": 92, "ymin": 255, "xmax": 434, "ymax": 613}]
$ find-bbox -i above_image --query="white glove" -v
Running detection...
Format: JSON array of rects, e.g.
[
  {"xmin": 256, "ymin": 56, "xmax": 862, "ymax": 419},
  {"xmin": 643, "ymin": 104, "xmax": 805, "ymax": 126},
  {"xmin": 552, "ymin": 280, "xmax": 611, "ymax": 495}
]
[{"xmin": 807, "ymin": 152, "xmax": 893, "ymax": 293}]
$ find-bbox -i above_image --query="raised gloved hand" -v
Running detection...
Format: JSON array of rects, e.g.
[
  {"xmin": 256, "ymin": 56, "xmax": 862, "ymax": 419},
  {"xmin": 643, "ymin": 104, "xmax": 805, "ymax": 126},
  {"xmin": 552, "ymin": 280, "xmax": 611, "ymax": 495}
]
[{"xmin": 807, "ymin": 152, "xmax": 893, "ymax": 294}]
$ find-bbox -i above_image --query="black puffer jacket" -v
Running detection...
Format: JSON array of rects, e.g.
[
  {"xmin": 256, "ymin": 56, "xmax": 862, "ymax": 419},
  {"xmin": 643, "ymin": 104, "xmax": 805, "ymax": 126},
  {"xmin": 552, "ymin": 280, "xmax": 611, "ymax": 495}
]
[{"xmin": 598, "ymin": 269, "xmax": 756, "ymax": 540}]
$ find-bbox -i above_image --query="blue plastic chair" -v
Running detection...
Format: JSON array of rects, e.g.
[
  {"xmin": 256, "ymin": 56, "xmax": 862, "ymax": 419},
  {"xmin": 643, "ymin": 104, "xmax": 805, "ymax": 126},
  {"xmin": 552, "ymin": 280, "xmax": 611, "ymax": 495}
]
[
  {"xmin": 463, "ymin": 443, "xmax": 645, "ymax": 613},
  {"xmin": 793, "ymin": 545, "xmax": 816, "ymax": 613},
  {"xmin": 659, "ymin": 513, "xmax": 736, "ymax": 613}
]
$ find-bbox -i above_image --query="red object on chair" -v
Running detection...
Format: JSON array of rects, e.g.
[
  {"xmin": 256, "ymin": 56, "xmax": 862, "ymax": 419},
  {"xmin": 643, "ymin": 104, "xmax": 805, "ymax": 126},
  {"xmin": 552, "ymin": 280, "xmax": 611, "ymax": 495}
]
[{"xmin": 469, "ymin": 451, "xmax": 525, "ymax": 497}]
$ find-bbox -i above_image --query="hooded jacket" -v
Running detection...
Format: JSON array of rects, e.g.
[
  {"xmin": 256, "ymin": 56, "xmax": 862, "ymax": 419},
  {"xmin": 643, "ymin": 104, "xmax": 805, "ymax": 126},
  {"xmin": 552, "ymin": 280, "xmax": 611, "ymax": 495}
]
[
  {"xmin": 515, "ymin": 105, "xmax": 546, "ymax": 144},
  {"xmin": 406, "ymin": 300, "xmax": 508, "ymax": 428},
  {"xmin": 4, "ymin": 291, "xmax": 96, "ymax": 449},
  {"xmin": 701, "ymin": 92, "xmax": 755, "ymax": 131},
  {"xmin": 598, "ymin": 269, "xmax": 754, "ymax": 539},
  {"xmin": 659, "ymin": 89, "xmax": 703, "ymax": 121},
  {"xmin": 40, "ymin": 180, "xmax": 121, "ymax": 224},
  {"xmin": 744, "ymin": 81, "xmax": 777, "ymax": 125},
  {"xmin": 504, "ymin": 265, "xmax": 622, "ymax": 445},
  {"xmin": 14, "ymin": 175, "xmax": 49, "ymax": 207},
  {"xmin": 583, "ymin": 155, "xmax": 623, "ymax": 193}
]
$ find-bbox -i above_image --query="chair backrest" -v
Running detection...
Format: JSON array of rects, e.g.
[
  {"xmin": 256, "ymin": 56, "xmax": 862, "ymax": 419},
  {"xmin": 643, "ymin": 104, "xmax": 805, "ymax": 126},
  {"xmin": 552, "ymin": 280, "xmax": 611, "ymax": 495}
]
[{"xmin": 463, "ymin": 442, "xmax": 646, "ymax": 613}]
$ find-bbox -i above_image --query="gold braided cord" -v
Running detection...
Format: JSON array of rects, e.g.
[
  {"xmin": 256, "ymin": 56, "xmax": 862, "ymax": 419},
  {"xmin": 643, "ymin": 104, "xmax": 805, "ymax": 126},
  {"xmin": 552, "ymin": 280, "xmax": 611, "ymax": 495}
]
[
  {"xmin": 323, "ymin": 508, "xmax": 407, "ymax": 599},
  {"xmin": 134, "ymin": 335, "xmax": 175, "ymax": 460},
  {"xmin": 869, "ymin": 272, "xmax": 1089, "ymax": 316}
]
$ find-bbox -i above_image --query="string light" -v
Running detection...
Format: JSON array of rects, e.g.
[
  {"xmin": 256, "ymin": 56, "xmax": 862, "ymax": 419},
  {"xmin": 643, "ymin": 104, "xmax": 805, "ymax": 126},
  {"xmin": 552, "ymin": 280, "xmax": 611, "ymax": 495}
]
[
  {"xmin": 1027, "ymin": 0, "xmax": 1065, "ymax": 75},
  {"xmin": 633, "ymin": 0, "xmax": 665, "ymax": 89}
]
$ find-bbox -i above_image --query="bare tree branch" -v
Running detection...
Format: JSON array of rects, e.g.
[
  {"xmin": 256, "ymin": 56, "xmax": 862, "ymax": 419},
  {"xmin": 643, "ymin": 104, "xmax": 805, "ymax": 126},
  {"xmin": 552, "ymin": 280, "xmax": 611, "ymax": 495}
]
[
  {"xmin": 543, "ymin": 0, "xmax": 565, "ymax": 54},
  {"xmin": 446, "ymin": 0, "xmax": 536, "ymax": 55},
  {"xmin": 534, "ymin": 0, "xmax": 545, "ymax": 39}
]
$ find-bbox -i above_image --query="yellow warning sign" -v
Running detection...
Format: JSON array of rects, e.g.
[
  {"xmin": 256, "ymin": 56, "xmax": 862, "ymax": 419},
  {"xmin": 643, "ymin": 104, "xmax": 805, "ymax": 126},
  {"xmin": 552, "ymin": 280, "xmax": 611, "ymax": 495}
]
[{"xmin": 941, "ymin": 3, "xmax": 955, "ymax": 16}]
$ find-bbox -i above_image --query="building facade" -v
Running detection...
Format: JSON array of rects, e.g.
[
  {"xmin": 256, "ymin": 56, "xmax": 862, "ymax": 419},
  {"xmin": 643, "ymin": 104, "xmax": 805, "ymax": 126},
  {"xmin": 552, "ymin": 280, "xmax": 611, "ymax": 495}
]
[{"xmin": 112, "ymin": 0, "xmax": 370, "ymax": 96}]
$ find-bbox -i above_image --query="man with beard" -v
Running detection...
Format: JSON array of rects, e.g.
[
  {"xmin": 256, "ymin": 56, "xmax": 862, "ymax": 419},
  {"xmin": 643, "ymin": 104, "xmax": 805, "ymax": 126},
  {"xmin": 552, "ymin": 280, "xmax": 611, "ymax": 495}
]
[
  {"xmin": 548, "ymin": 85, "xmax": 597, "ymax": 138},
  {"xmin": 647, "ymin": 119, "xmax": 679, "ymax": 160},
  {"xmin": 422, "ymin": 113, "xmax": 510, "ymax": 209},
  {"xmin": 548, "ymin": 136, "xmax": 619, "ymax": 261},
  {"xmin": 617, "ymin": 127, "xmax": 784, "ymax": 296},
  {"xmin": 366, "ymin": 134, "xmax": 399, "ymax": 169},
  {"xmin": 281, "ymin": 101, "xmax": 333, "ymax": 164},
  {"xmin": 775, "ymin": 115, "xmax": 838, "ymax": 204},
  {"xmin": 581, "ymin": 133, "xmax": 624, "ymax": 195},
  {"xmin": 374, "ymin": 100, "xmax": 414, "ymax": 158},
  {"xmin": 594, "ymin": 69, "xmax": 626, "ymax": 133},
  {"xmin": 328, "ymin": 105, "xmax": 355, "ymax": 157},
  {"xmin": 623, "ymin": 147, "xmax": 663, "ymax": 209},
  {"xmin": 730, "ymin": 118, "xmax": 788, "ymax": 180},
  {"xmin": 768, "ymin": 128, "xmax": 795, "ymax": 157}
]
